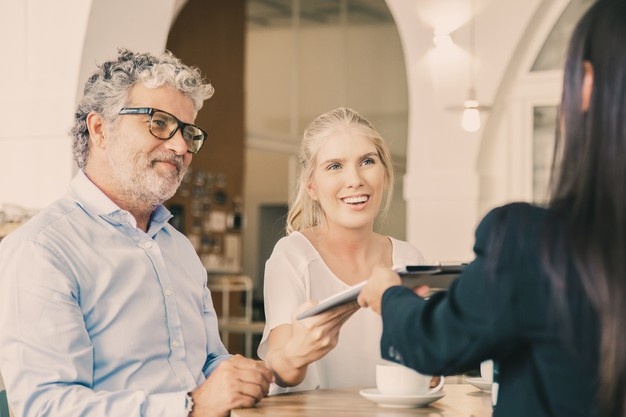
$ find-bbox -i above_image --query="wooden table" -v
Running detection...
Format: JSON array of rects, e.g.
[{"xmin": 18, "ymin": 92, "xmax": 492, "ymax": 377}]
[{"xmin": 231, "ymin": 384, "xmax": 492, "ymax": 417}]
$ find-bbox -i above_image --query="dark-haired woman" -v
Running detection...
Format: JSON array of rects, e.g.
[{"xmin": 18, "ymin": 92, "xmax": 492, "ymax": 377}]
[{"xmin": 358, "ymin": 1, "xmax": 626, "ymax": 416}]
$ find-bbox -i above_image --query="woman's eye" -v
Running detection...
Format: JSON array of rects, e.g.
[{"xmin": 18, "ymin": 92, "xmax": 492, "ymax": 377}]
[
  {"xmin": 327, "ymin": 163, "xmax": 341, "ymax": 171},
  {"xmin": 362, "ymin": 158, "xmax": 375, "ymax": 166}
]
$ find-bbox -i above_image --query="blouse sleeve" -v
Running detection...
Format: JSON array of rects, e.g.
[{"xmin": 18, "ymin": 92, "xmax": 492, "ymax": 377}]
[
  {"xmin": 257, "ymin": 235, "xmax": 309, "ymax": 359},
  {"xmin": 256, "ymin": 235, "xmax": 322, "ymax": 394},
  {"xmin": 390, "ymin": 237, "xmax": 428, "ymax": 266}
]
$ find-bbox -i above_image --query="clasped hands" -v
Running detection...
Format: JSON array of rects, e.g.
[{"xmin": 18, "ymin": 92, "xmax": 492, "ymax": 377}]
[{"xmin": 188, "ymin": 354, "xmax": 273, "ymax": 417}]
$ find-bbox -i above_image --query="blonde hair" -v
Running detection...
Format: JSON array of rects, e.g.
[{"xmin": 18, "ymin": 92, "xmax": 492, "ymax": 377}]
[{"xmin": 286, "ymin": 107, "xmax": 394, "ymax": 233}]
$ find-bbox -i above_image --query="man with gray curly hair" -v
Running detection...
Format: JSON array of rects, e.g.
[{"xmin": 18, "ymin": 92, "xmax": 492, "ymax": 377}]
[{"xmin": 0, "ymin": 49, "xmax": 272, "ymax": 417}]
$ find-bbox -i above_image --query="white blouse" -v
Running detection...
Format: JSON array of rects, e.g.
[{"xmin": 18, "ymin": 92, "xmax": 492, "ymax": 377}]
[{"xmin": 258, "ymin": 231, "xmax": 426, "ymax": 394}]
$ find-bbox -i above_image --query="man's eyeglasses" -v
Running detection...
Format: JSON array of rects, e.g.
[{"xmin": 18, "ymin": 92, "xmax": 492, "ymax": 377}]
[{"xmin": 118, "ymin": 107, "xmax": 208, "ymax": 154}]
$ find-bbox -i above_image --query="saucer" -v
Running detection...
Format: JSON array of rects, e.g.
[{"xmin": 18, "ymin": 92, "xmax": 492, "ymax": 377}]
[
  {"xmin": 359, "ymin": 388, "xmax": 445, "ymax": 408},
  {"xmin": 466, "ymin": 377, "xmax": 492, "ymax": 392}
]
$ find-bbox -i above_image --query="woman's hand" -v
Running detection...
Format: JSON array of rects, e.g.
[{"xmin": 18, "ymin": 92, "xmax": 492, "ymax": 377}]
[
  {"xmin": 357, "ymin": 265, "xmax": 401, "ymax": 314},
  {"xmin": 412, "ymin": 285, "xmax": 431, "ymax": 298},
  {"xmin": 265, "ymin": 299, "xmax": 359, "ymax": 387},
  {"xmin": 284, "ymin": 300, "xmax": 360, "ymax": 369}
]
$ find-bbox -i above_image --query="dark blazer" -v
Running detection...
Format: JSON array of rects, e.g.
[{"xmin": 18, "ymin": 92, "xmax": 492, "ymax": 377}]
[{"xmin": 380, "ymin": 203, "xmax": 600, "ymax": 417}]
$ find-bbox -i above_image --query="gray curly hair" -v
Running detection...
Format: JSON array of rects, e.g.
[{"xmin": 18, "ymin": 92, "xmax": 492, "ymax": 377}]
[{"xmin": 70, "ymin": 48, "xmax": 214, "ymax": 168}]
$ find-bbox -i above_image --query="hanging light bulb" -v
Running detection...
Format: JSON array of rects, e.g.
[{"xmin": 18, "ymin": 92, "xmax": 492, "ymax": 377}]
[
  {"xmin": 462, "ymin": 107, "xmax": 481, "ymax": 132},
  {"xmin": 444, "ymin": 0, "xmax": 490, "ymax": 129},
  {"xmin": 462, "ymin": 88, "xmax": 481, "ymax": 132},
  {"xmin": 461, "ymin": 0, "xmax": 487, "ymax": 133}
]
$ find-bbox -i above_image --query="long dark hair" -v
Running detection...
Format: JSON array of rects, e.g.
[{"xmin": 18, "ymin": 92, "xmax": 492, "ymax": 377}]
[{"xmin": 546, "ymin": 1, "xmax": 626, "ymax": 415}]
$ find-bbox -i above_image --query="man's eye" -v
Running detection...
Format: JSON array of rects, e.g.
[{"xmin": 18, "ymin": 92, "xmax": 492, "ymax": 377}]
[{"xmin": 152, "ymin": 119, "xmax": 167, "ymax": 128}]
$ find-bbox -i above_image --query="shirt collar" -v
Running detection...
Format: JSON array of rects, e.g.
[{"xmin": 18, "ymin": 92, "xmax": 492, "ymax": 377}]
[{"xmin": 67, "ymin": 170, "xmax": 172, "ymax": 233}]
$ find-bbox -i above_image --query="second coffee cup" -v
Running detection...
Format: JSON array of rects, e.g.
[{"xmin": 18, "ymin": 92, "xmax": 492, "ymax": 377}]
[{"xmin": 480, "ymin": 360, "xmax": 494, "ymax": 383}]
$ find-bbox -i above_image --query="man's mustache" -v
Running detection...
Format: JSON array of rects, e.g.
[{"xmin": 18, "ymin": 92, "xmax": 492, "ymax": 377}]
[{"xmin": 151, "ymin": 154, "xmax": 184, "ymax": 171}]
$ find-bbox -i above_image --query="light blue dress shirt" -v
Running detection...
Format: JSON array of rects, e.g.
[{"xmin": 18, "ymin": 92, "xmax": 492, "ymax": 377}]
[{"xmin": 0, "ymin": 171, "xmax": 229, "ymax": 417}]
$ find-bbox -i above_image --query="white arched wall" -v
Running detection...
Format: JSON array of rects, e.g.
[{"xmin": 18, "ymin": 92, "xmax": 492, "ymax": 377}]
[
  {"xmin": 477, "ymin": 0, "xmax": 568, "ymax": 213},
  {"xmin": 0, "ymin": 1, "xmax": 91, "ymax": 210},
  {"xmin": 0, "ymin": 0, "xmax": 181, "ymax": 213},
  {"xmin": 385, "ymin": 0, "xmax": 542, "ymax": 262},
  {"xmin": 77, "ymin": 0, "xmax": 182, "ymax": 99},
  {"xmin": 2, "ymin": 0, "xmax": 561, "ymax": 265}
]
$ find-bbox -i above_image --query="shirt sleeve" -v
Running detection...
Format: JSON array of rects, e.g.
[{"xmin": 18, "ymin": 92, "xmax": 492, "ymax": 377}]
[
  {"xmin": 201, "ymin": 284, "xmax": 231, "ymax": 376},
  {"xmin": 0, "ymin": 239, "xmax": 189, "ymax": 417}
]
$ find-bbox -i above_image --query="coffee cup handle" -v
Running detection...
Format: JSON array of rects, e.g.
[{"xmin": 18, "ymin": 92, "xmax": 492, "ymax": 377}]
[{"xmin": 426, "ymin": 376, "xmax": 445, "ymax": 394}]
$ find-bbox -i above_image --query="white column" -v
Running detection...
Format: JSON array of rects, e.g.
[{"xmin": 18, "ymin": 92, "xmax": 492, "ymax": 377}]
[{"xmin": 0, "ymin": 0, "xmax": 92, "ymax": 210}]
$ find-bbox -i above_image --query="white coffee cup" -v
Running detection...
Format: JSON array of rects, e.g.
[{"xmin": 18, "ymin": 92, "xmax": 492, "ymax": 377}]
[
  {"xmin": 480, "ymin": 360, "xmax": 494, "ymax": 383},
  {"xmin": 376, "ymin": 363, "xmax": 445, "ymax": 396}
]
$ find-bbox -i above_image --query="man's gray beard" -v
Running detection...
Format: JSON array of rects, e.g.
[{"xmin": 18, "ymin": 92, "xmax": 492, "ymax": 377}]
[
  {"xmin": 107, "ymin": 150, "xmax": 186, "ymax": 210},
  {"xmin": 122, "ymin": 165, "xmax": 185, "ymax": 209}
]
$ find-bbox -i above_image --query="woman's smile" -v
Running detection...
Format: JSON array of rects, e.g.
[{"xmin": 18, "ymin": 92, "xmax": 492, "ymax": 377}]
[{"xmin": 341, "ymin": 194, "xmax": 370, "ymax": 208}]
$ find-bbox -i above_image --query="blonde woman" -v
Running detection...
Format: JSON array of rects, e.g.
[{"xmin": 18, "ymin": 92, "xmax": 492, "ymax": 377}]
[{"xmin": 258, "ymin": 108, "xmax": 427, "ymax": 393}]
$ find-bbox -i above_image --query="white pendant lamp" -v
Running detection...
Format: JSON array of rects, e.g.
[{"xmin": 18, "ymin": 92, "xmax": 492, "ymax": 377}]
[
  {"xmin": 462, "ymin": 88, "xmax": 481, "ymax": 132},
  {"xmin": 453, "ymin": 0, "xmax": 490, "ymax": 132}
]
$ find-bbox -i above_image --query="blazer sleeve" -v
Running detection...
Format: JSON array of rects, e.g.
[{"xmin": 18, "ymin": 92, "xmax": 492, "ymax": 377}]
[{"xmin": 379, "ymin": 203, "xmax": 541, "ymax": 376}]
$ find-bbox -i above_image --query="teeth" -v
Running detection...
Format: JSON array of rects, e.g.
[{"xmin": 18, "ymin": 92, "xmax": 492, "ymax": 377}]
[{"xmin": 343, "ymin": 196, "xmax": 368, "ymax": 204}]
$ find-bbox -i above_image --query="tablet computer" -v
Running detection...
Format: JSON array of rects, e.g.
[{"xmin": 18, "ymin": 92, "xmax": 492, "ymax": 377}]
[
  {"xmin": 395, "ymin": 264, "xmax": 467, "ymax": 275},
  {"xmin": 296, "ymin": 281, "xmax": 366, "ymax": 320},
  {"xmin": 394, "ymin": 265, "xmax": 443, "ymax": 275},
  {"xmin": 295, "ymin": 264, "xmax": 467, "ymax": 320},
  {"xmin": 397, "ymin": 263, "xmax": 467, "ymax": 287}
]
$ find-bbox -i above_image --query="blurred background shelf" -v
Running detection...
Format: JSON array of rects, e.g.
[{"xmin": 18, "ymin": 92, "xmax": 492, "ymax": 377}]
[{"xmin": 207, "ymin": 275, "xmax": 265, "ymax": 358}]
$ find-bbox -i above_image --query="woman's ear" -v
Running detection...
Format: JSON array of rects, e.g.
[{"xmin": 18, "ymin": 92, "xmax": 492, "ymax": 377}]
[
  {"xmin": 305, "ymin": 181, "xmax": 319, "ymax": 201},
  {"xmin": 86, "ymin": 112, "xmax": 107, "ymax": 148},
  {"xmin": 581, "ymin": 61, "xmax": 594, "ymax": 112}
]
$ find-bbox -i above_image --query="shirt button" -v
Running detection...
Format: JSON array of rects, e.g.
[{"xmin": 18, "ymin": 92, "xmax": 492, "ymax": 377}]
[
  {"xmin": 172, "ymin": 340, "xmax": 180, "ymax": 348},
  {"xmin": 143, "ymin": 241, "xmax": 153, "ymax": 249},
  {"xmin": 164, "ymin": 288, "xmax": 172, "ymax": 296}
]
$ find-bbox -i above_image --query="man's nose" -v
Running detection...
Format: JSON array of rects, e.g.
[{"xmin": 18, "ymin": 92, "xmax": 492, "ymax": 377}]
[{"xmin": 166, "ymin": 129, "xmax": 189, "ymax": 155}]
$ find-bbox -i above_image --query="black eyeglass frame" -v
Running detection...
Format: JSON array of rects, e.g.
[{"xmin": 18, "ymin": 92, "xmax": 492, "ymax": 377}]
[{"xmin": 118, "ymin": 107, "xmax": 208, "ymax": 154}]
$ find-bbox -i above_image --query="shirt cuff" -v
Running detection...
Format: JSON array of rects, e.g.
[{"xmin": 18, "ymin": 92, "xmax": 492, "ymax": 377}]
[{"xmin": 144, "ymin": 391, "xmax": 189, "ymax": 417}]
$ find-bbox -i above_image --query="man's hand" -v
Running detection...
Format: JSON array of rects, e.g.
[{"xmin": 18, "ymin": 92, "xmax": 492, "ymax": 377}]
[{"xmin": 189, "ymin": 354, "xmax": 273, "ymax": 417}]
